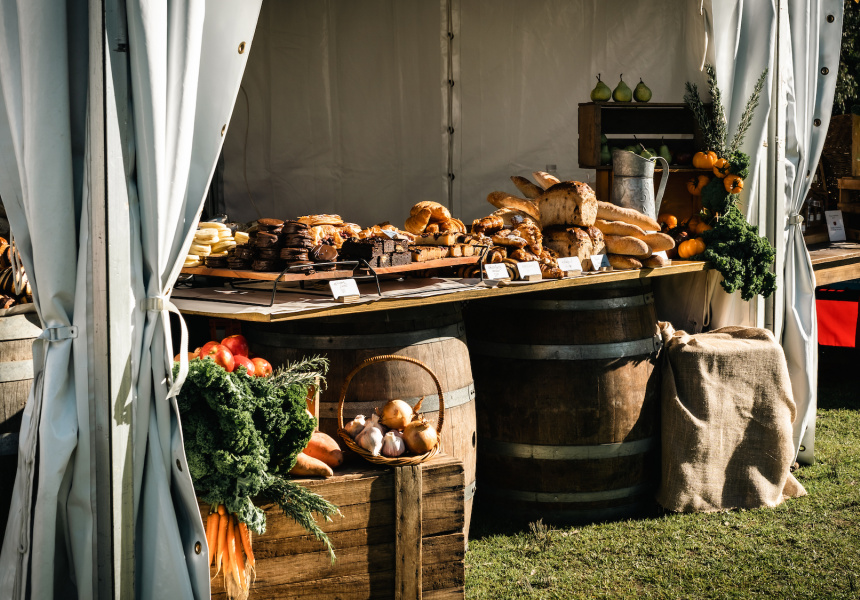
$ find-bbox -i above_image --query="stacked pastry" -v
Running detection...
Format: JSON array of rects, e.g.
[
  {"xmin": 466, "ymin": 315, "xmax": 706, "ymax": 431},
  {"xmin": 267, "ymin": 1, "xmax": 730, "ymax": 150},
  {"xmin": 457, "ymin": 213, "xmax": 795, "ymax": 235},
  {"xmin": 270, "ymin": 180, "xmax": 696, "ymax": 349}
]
[
  {"xmin": 185, "ymin": 222, "xmax": 241, "ymax": 269},
  {"xmin": 405, "ymin": 201, "xmax": 479, "ymax": 262},
  {"xmin": 297, "ymin": 214, "xmax": 361, "ymax": 249},
  {"xmin": 248, "ymin": 218, "xmax": 285, "ymax": 272},
  {"xmin": 278, "ymin": 220, "xmax": 315, "ymax": 272},
  {"xmin": 0, "ymin": 237, "xmax": 31, "ymax": 309}
]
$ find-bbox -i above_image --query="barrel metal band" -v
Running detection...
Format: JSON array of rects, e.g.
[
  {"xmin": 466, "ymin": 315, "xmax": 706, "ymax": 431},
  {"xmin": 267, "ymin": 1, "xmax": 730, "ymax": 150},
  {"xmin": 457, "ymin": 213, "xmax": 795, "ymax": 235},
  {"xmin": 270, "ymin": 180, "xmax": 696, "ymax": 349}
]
[
  {"xmin": 480, "ymin": 436, "xmax": 657, "ymax": 460},
  {"xmin": 491, "ymin": 293, "xmax": 653, "ymax": 312},
  {"xmin": 470, "ymin": 335, "xmax": 661, "ymax": 361},
  {"xmin": 321, "ymin": 382, "xmax": 475, "ymax": 418},
  {"xmin": 248, "ymin": 322, "xmax": 465, "ymax": 350},
  {"xmin": 464, "ymin": 480, "xmax": 477, "ymax": 502},
  {"xmin": 483, "ymin": 483, "xmax": 653, "ymax": 504},
  {"xmin": 0, "ymin": 359, "xmax": 34, "ymax": 383},
  {"xmin": 0, "ymin": 314, "xmax": 42, "ymax": 340},
  {"xmin": 0, "ymin": 432, "xmax": 17, "ymax": 456}
]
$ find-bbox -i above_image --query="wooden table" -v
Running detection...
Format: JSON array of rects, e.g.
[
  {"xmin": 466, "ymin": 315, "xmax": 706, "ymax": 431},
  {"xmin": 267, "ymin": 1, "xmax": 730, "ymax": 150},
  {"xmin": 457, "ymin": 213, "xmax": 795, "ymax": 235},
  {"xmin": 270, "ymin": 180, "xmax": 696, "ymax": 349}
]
[
  {"xmin": 175, "ymin": 261, "xmax": 709, "ymax": 323},
  {"xmin": 809, "ymin": 242, "xmax": 860, "ymax": 287}
]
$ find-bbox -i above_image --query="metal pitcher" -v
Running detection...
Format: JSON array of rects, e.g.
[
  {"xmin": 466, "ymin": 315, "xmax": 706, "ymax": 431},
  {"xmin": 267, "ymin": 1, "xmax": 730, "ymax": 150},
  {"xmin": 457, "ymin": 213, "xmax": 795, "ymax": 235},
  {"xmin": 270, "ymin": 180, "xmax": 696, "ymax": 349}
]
[{"xmin": 611, "ymin": 149, "xmax": 669, "ymax": 221}]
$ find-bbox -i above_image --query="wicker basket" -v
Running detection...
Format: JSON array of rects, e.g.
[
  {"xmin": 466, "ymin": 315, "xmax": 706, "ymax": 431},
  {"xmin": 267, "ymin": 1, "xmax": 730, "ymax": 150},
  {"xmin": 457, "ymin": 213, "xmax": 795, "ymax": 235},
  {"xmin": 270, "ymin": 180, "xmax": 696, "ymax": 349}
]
[{"xmin": 337, "ymin": 354, "xmax": 444, "ymax": 466}]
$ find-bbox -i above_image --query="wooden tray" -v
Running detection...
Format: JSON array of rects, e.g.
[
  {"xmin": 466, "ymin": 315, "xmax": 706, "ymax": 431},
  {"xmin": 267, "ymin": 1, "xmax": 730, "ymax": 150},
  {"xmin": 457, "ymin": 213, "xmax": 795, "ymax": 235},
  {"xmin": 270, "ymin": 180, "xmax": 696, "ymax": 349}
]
[
  {"xmin": 363, "ymin": 255, "xmax": 481, "ymax": 274},
  {"xmin": 181, "ymin": 266, "xmax": 355, "ymax": 281}
]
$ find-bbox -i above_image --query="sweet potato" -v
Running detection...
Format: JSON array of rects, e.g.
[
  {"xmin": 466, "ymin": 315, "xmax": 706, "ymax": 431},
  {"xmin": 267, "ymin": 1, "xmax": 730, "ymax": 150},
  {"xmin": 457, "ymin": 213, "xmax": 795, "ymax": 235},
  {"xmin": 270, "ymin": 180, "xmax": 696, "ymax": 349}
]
[
  {"xmin": 303, "ymin": 431, "xmax": 344, "ymax": 468},
  {"xmin": 290, "ymin": 452, "xmax": 334, "ymax": 477}
]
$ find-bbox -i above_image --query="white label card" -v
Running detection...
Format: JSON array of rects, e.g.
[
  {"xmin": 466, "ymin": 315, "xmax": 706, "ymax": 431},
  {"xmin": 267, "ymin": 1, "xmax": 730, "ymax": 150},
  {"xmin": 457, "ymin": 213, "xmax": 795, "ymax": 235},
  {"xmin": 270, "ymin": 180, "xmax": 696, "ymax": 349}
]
[
  {"xmin": 328, "ymin": 278, "xmax": 360, "ymax": 299},
  {"xmin": 825, "ymin": 210, "xmax": 846, "ymax": 242},
  {"xmin": 590, "ymin": 254, "xmax": 610, "ymax": 270},
  {"xmin": 380, "ymin": 229, "xmax": 398, "ymax": 239},
  {"xmin": 515, "ymin": 261, "xmax": 542, "ymax": 277},
  {"xmin": 484, "ymin": 262, "xmax": 510, "ymax": 280},
  {"xmin": 556, "ymin": 256, "xmax": 583, "ymax": 272},
  {"xmin": 655, "ymin": 251, "xmax": 669, "ymax": 260}
]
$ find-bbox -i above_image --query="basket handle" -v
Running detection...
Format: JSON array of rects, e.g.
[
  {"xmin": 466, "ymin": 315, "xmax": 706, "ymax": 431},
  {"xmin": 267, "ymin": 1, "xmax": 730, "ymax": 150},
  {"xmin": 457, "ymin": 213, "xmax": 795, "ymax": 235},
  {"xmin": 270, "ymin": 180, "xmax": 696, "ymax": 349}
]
[{"xmin": 337, "ymin": 354, "xmax": 445, "ymax": 436}]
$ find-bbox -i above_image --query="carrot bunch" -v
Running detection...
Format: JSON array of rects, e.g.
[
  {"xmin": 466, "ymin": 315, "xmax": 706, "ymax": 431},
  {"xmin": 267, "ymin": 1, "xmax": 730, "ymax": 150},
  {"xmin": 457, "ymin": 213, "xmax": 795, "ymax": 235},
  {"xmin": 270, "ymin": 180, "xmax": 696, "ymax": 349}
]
[{"xmin": 206, "ymin": 504, "xmax": 256, "ymax": 600}]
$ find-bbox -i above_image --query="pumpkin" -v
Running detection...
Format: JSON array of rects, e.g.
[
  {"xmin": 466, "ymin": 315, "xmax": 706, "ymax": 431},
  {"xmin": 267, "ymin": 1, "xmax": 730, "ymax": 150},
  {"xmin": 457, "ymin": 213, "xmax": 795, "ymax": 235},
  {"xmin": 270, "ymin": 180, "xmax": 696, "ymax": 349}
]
[
  {"xmin": 724, "ymin": 175, "xmax": 744, "ymax": 194},
  {"xmin": 693, "ymin": 237, "xmax": 707, "ymax": 254},
  {"xmin": 658, "ymin": 214, "xmax": 678, "ymax": 230},
  {"xmin": 694, "ymin": 221, "xmax": 713, "ymax": 234},
  {"xmin": 686, "ymin": 174, "xmax": 710, "ymax": 196},
  {"xmin": 677, "ymin": 239, "xmax": 697, "ymax": 259},
  {"xmin": 712, "ymin": 157, "xmax": 731, "ymax": 178},
  {"xmin": 692, "ymin": 150, "xmax": 718, "ymax": 169}
]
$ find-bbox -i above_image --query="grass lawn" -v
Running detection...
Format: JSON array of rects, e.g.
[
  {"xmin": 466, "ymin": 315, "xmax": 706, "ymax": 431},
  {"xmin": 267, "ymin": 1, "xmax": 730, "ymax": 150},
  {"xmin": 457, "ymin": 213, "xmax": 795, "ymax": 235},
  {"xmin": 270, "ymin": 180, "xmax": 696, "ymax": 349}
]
[{"xmin": 465, "ymin": 345, "xmax": 860, "ymax": 599}]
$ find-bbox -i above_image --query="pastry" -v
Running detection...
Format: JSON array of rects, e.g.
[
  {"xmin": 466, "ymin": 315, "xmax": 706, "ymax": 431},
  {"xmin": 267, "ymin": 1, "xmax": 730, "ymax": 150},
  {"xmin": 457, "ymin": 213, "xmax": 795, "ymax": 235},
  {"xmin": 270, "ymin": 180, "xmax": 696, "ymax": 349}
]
[
  {"xmin": 486, "ymin": 191, "xmax": 541, "ymax": 222},
  {"xmin": 204, "ymin": 256, "xmax": 228, "ymax": 269},
  {"xmin": 233, "ymin": 245, "xmax": 254, "ymax": 260},
  {"xmin": 491, "ymin": 231, "xmax": 528, "ymax": 249},
  {"xmin": 251, "ymin": 258, "xmax": 283, "ymax": 272},
  {"xmin": 194, "ymin": 228, "xmax": 219, "ymax": 243},
  {"xmin": 410, "ymin": 201, "xmax": 451, "ymax": 222},
  {"xmin": 404, "ymin": 208, "xmax": 432, "ymax": 234},
  {"xmin": 257, "ymin": 218, "xmax": 284, "ymax": 230},
  {"xmin": 253, "ymin": 232, "xmax": 280, "ymax": 248},
  {"xmin": 471, "ymin": 214, "xmax": 505, "ymax": 235},
  {"xmin": 227, "ymin": 257, "xmax": 251, "ymax": 270},
  {"xmin": 282, "ymin": 220, "xmax": 309, "ymax": 234},
  {"xmin": 256, "ymin": 247, "xmax": 281, "ymax": 260},
  {"xmin": 280, "ymin": 247, "xmax": 309, "ymax": 261},
  {"xmin": 310, "ymin": 244, "xmax": 338, "ymax": 263},
  {"xmin": 298, "ymin": 214, "xmax": 344, "ymax": 227}
]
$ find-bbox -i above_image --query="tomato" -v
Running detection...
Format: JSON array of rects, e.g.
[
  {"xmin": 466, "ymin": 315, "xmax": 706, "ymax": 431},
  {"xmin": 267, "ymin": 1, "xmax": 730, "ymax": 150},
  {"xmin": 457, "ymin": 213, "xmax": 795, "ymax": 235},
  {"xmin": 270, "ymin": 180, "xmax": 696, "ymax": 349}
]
[
  {"xmin": 251, "ymin": 357, "xmax": 273, "ymax": 377},
  {"xmin": 203, "ymin": 344, "xmax": 235, "ymax": 372},
  {"xmin": 200, "ymin": 341, "xmax": 220, "ymax": 357},
  {"xmin": 174, "ymin": 352, "xmax": 197, "ymax": 362},
  {"xmin": 221, "ymin": 334, "xmax": 250, "ymax": 358},
  {"xmin": 233, "ymin": 355, "xmax": 256, "ymax": 376},
  {"xmin": 192, "ymin": 347, "xmax": 202, "ymax": 359}
]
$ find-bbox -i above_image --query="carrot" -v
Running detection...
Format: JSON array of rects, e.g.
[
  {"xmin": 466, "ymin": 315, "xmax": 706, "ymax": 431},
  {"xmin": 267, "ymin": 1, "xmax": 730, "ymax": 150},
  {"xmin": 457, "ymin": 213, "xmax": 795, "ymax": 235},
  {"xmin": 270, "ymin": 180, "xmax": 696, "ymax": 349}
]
[
  {"xmin": 205, "ymin": 511, "xmax": 220, "ymax": 566},
  {"xmin": 238, "ymin": 521, "xmax": 256, "ymax": 572},
  {"xmin": 233, "ymin": 517, "xmax": 247, "ymax": 592},
  {"xmin": 303, "ymin": 431, "xmax": 344, "ymax": 468},
  {"xmin": 214, "ymin": 504, "xmax": 228, "ymax": 577},
  {"xmin": 289, "ymin": 452, "xmax": 334, "ymax": 477},
  {"xmin": 226, "ymin": 515, "xmax": 242, "ymax": 590}
]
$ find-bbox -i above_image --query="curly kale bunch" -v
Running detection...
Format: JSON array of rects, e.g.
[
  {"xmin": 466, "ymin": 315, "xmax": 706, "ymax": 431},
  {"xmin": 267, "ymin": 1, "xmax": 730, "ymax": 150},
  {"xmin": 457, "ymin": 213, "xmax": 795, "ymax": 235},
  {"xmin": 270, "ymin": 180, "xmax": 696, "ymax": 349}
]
[
  {"xmin": 176, "ymin": 356, "xmax": 339, "ymax": 559},
  {"xmin": 699, "ymin": 204, "xmax": 777, "ymax": 301}
]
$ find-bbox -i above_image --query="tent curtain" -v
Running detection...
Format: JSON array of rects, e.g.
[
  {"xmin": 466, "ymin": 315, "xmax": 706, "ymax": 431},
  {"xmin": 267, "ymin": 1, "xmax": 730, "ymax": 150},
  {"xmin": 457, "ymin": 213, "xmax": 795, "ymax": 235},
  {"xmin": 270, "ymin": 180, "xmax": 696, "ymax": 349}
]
[
  {"xmin": 0, "ymin": 1, "xmax": 262, "ymax": 598},
  {"xmin": 780, "ymin": 0, "xmax": 842, "ymax": 464}
]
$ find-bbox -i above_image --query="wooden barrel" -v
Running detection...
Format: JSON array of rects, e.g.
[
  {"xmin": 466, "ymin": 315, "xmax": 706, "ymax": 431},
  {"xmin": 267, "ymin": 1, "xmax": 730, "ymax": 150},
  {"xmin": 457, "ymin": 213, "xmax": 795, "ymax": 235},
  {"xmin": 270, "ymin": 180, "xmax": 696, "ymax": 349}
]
[
  {"xmin": 466, "ymin": 280, "xmax": 660, "ymax": 524},
  {"xmin": 244, "ymin": 304, "xmax": 477, "ymax": 539}
]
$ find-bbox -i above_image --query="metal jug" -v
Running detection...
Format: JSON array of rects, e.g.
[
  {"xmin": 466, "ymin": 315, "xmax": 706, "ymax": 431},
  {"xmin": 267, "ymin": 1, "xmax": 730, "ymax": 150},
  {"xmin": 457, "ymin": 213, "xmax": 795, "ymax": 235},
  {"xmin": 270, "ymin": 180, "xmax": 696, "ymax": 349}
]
[{"xmin": 611, "ymin": 149, "xmax": 669, "ymax": 221}]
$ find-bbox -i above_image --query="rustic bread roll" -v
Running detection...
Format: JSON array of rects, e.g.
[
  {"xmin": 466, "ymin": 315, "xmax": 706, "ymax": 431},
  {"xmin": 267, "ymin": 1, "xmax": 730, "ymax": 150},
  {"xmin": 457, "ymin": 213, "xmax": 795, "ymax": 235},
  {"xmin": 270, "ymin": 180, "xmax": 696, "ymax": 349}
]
[
  {"xmin": 410, "ymin": 201, "xmax": 451, "ymax": 222},
  {"xmin": 593, "ymin": 219, "xmax": 647, "ymax": 238},
  {"xmin": 642, "ymin": 254, "xmax": 670, "ymax": 268},
  {"xmin": 640, "ymin": 232, "xmax": 675, "ymax": 252},
  {"xmin": 404, "ymin": 208, "xmax": 432, "ymax": 234},
  {"xmin": 604, "ymin": 234, "xmax": 651, "ymax": 258},
  {"xmin": 511, "ymin": 175, "xmax": 543, "ymax": 199},
  {"xmin": 543, "ymin": 226, "xmax": 594, "ymax": 264},
  {"xmin": 537, "ymin": 181, "xmax": 599, "ymax": 227},
  {"xmin": 486, "ymin": 191, "xmax": 541, "ymax": 222},
  {"xmin": 608, "ymin": 255, "xmax": 643, "ymax": 270},
  {"xmin": 532, "ymin": 171, "xmax": 561, "ymax": 190},
  {"xmin": 586, "ymin": 226, "xmax": 605, "ymax": 255},
  {"xmin": 595, "ymin": 202, "xmax": 660, "ymax": 231}
]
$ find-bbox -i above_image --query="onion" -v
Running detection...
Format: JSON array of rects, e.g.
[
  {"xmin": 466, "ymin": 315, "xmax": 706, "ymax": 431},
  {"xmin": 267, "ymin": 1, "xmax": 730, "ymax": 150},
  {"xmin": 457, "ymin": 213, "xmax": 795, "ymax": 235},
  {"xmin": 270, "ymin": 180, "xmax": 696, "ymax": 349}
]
[
  {"xmin": 378, "ymin": 399, "xmax": 414, "ymax": 431},
  {"xmin": 402, "ymin": 417, "xmax": 438, "ymax": 454}
]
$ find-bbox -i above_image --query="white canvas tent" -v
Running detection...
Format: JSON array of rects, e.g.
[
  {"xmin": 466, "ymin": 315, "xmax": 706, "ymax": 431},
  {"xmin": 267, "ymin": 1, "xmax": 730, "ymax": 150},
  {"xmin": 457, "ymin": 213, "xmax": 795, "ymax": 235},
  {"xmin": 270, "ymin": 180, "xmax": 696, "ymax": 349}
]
[{"xmin": 0, "ymin": 0, "xmax": 842, "ymax": 597}]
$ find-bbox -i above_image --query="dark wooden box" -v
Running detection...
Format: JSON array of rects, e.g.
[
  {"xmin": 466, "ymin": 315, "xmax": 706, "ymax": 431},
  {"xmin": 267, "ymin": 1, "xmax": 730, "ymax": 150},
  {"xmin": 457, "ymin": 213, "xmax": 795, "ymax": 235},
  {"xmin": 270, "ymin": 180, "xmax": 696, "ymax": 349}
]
[{"xmin": 203, "ymin": 455, "xmax": 465, "ymax": 600}]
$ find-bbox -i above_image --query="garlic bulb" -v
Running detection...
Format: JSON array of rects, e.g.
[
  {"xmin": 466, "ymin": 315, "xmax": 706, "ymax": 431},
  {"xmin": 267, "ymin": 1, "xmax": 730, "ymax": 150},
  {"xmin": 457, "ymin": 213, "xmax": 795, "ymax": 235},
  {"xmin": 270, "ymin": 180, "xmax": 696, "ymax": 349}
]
[
  {"xmin": 356, "ymin": 414, "xmax": 384, "ymax": 456},
  {"xmin": 344, "ymin": 414, "xmax": 367, "ymax": 438},
  {"xmin": 381, "ymin": 430, "xmax": 406, "ymax": 457}
]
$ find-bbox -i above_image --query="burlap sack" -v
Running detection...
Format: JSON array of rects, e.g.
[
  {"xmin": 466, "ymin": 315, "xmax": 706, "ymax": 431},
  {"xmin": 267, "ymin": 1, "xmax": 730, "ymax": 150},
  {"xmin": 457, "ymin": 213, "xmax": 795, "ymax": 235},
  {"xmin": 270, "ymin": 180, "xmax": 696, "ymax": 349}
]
[{"xmin": 657, "ymin": 323, "xmax": 806, "ymax": 512}]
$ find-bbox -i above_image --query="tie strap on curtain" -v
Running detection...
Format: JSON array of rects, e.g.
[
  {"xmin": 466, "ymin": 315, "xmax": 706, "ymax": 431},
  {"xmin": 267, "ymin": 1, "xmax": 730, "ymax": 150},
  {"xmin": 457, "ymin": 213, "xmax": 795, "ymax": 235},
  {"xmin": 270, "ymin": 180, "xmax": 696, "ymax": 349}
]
[
  {"xmin": 142, "ymin": 295, "xmax": 189, "ymax": 399},
  {"xmin": 38, "ymin": 325, "xmax": 79, "ymax": 342},
  {"xmin": 788, "ymin": 213, "xmax": 804, "ymax": 226}
]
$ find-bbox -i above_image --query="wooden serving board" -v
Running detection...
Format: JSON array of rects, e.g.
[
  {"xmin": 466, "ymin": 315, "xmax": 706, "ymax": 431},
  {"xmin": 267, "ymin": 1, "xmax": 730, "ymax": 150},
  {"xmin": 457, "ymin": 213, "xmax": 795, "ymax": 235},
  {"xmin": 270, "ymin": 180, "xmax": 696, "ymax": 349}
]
[
  {"xmin": 365, "ymin": 255, "xmax": 481, "ymax": 274},
  {"xmin": 181, "ymin": 267, "xmax": 356, "ymax": 281}
]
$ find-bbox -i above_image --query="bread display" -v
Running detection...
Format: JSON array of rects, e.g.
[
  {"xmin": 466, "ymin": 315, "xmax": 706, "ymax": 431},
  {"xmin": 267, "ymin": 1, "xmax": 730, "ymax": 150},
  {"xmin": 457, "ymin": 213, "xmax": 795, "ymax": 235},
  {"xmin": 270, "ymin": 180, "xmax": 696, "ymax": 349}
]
[{"xmin": 537, "ymin": 181, "xmax": 598, "ymax": 228}]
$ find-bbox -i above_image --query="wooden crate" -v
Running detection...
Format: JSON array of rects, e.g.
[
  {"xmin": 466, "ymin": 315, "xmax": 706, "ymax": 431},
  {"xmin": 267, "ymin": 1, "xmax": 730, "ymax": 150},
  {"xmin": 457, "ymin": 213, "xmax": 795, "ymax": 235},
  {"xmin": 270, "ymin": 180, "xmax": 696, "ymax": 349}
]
[
  {"xmin": 203, "ymin": 455, "xmax": 465, "ymax": 600},
  {"xmin": 838, "ymin": 177, "xmax": 860, "ymax": 241}
]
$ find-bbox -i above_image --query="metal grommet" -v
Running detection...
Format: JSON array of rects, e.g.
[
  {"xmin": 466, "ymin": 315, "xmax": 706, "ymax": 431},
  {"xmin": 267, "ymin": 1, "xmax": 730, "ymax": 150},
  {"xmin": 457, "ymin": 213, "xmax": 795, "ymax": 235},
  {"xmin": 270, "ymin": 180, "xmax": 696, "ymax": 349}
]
[
  {"xmin": 176, "ymin": 459, "xmax": 182, "ymax": 471},
  {"xmin": 821, "ymin": 67, "xmax": 829, "ymax": 75},
  {"xmin": 447, "ymin": 31, "xmax": 454, "ymax": 40},
  {"xmin": 826, "ymin": 14, "xmax": 835, "ymax": 23},
  {"xmin": 238, "ymin": 41, "xmax": 246, "ymax": 54},
  {"xmin": 799, "ymin": 445, "xmax": 806, "ymax": 452},
  {"xmin": 448, "ymin": 172, "xmax": 456, "ymax": 180},
  {"xmin": 472, "ymin": 431, "xmax": 477, "ymax": 448},
  {"xmin": 448, "ymin": 79, "xmax": 455, "ymax": 87},
  {"xmin": 194, "ymin": 541, "xmax": 202, "ymax": 554},
  {"xmin": 221, "ymin": 125, "xmax": 227, "ymax": 136},
  {"xmin": 447, "ymin": 126, "xmax": 454, "ymax": 134},
  {"xmin": 813, "ymin": 119, "xmax": 821, "ymax": 127}
]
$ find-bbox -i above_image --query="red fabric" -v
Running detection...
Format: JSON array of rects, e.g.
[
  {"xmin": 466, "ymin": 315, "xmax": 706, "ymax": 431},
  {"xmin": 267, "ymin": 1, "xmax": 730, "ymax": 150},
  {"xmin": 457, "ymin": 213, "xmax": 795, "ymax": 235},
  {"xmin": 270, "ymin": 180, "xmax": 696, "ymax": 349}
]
[{"xmin": 816, "ymin": 289, "xmax": 859, "ymax": 348}]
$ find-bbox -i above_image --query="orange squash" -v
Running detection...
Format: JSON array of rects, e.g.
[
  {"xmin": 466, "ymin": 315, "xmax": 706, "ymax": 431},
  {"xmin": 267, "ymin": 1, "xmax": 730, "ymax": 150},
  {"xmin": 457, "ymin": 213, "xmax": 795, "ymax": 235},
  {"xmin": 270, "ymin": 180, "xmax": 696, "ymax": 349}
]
[
  {"xmin": 658, "ymin": 214, "xmax": 678, "ymax": 229},
  {"xmin": 692, "ymin": 151, "xmax": 718, "ymax": 169},
  {"xmin": 686, "ymin": 174, "xmax": 710, "ymax": 196},
  {"xmin": 712, "ymin": 157, "xmax": 731, "ymax": 178},
  {"xmin": 677, "ymin": 239, "xmax": 696, "ymax": 259},
  {"xmin": 694, "ymin": 221, "xmax": 713, "ymax": 234},
  {"xmin": 693, "ymin": 238, "xmax": 706, "ymax": 254},
  {"xmin": 724, "ymin": 175, "xmax": 744, "ymax": 194}
]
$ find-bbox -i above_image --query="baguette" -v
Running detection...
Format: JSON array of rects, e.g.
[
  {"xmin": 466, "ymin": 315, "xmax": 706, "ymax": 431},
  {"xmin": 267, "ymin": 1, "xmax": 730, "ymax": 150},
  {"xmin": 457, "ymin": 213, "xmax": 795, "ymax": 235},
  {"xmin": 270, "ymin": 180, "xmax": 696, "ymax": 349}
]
[
  {"xmin": 532, "ymin": 171, "xmax": 561, "ymax": 190},
  {"xmin": 603, "ymin": 234, "xmax": 651, "ymax": 259},
  {"xmin": 511, "ymin": 175, "xmax": 543, "ymax": 199},
  {"xmin": 642, "ymin": 254, "xmax": 670, "ymax": 268},
  {"xmin": 640, "ymin": 232, "xmax": 675, "ymax": 252},
  {"xmin": 608, "ymin": 255, "xmax": 643, "ymax": 270},
  {"xmin": 486, "ymin": 191, "xmax": 541, "ymax": 222},
  {"xmin": 595, "ymin": 201, "xmax": 660, "ymax": 231},
  {"xmin": 593, "ymin": 219, "xmax": 647, "ymax": 238}
]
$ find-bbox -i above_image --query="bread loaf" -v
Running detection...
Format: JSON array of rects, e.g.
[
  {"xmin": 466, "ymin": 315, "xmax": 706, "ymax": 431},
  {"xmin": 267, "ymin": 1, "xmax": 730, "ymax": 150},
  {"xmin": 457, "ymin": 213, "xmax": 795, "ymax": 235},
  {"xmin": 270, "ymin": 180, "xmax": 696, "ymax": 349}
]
[
  {"xmin": 642, "ymin": 254, "xmax": 670, "ymax": 268},
  {"xmin": 537, "ymin": 181, "xmax": 598, "ymax": 227},
  {"xmin": 511, "ymin": 175, "xmax": 543, "ymax": 199},
  {"xmin": 532, "ymin": 171, "xmax": 561, "ymax": 190},
  {"xmin": 640, "ymin": 232, "xmax": 675, "ymax": 252},
  {"xmin": 608, "ymin": 255, "xmax": 643, "ymax": 270},
  {"xmin": 486, "ymin": 191, "xmax": 541, "ymax": 222},
  {"xmin": 593, "ymin": 219, "xmax": 647, "ymax": 238},
  {"xmin": 603, "ymin": 234, "xmax": 652, "ymax": 259},
  {"xmin": 586, "ymin": 226, "xmax": 605, "ymax": 255},
  {"xmin": 595, "ymin": 201, "xmax": 660, "ymax": 231},
  {"xmin": 543, "ymin": 226, "xmax": 594, "ymax": 264}
]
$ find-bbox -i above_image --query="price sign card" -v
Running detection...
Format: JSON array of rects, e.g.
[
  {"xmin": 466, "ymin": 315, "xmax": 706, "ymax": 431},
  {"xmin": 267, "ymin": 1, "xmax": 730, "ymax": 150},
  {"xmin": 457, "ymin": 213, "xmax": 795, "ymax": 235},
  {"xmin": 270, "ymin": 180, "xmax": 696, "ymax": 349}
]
[
  {"xmin": 826, "ymin": 210, "xmax": 847, "ymax": 242},
  {"xmin": 328, "ymin": 278, "xmax": 361, "ymax": 302},
  {"xmin": 556, "ymin": 256, "xmax": 583, "ymax": 277},
  {"xmin": 515, "ymin": 261, "xmax": 542, "ymax": 281},
  {"xmin": 380, "ymin": 229, "xmax": 398, "ymax": 239},
  {"xmin": 590, "ymin": 254, "xmax": 611, "ymax": 271},
  {"xmin": 484, "ymin": 262, "xmax": 510, "ymax": 280}
]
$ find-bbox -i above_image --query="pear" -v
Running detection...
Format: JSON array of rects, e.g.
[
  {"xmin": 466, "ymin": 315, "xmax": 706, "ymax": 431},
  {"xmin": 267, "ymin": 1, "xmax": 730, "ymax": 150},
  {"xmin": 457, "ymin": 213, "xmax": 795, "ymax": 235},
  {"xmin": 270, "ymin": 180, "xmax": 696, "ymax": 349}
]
[
  {"xmin": 639, "ymin": 145, "xmax": 654, "ymax": 159},
  {"xmin": 600, "ymin": 144, "xmax": 611, "ymax": 165},
  {"xmin": 591, "ymin": 74, "xmax": 612, "ymax": 102},
  {"xmin": 633, "ymin": 78, "xmax": 652, "ymax": 102},
  {"xmin": 658, "ymin": 139, "xmax": 672, "ymax": 164},
  {"xmin": 600, "ymin": 134, "xmax": 609, "ymax": 145},
  {"xmin": 624, "ymin": 145, "xmax": 638, "ymax": 153},
  {"xmin": 612, "ymin": 74, "xmax": 632, "ymax": 102}
]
